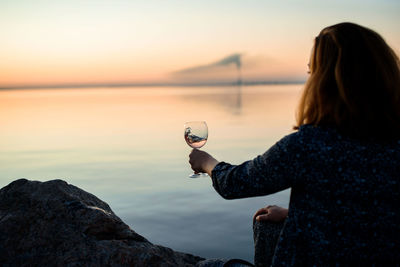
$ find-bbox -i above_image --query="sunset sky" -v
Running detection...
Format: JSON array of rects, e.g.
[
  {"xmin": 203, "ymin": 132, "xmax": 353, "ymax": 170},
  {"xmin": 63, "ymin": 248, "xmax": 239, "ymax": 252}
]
[{"xmin": 1, "ymin": 0, "xmax": 399, "ymax": 87}]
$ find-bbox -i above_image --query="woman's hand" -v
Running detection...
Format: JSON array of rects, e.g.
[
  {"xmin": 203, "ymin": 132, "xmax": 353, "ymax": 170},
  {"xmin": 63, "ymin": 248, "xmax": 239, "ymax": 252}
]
[
  {"xmin": 253, "ymin": 205, "xmax": 288, "ymax": 223},
  {"xmin": 189, "ymin": 149, "xmax": 219, "ymax": 176}
]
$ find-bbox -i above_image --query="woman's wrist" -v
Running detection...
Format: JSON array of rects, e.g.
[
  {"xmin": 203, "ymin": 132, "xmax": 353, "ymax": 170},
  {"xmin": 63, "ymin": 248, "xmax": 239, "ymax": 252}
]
[{"xmin": 204, "ymin": 158, "xmax": 219, "ymax": 176}]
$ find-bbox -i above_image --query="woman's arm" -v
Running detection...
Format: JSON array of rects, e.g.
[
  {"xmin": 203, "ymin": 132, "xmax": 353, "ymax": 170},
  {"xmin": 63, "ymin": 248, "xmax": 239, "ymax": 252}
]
[{"xmin": 188, "ymin": 132, "xmax": 300, "ymax": 199}]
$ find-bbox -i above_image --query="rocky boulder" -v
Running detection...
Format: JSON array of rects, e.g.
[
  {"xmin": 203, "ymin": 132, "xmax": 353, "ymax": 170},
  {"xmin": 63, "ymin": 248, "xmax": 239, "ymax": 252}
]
[{"xmin": 0, "ymin": 179, "xmax": 204, "ymax": 266}]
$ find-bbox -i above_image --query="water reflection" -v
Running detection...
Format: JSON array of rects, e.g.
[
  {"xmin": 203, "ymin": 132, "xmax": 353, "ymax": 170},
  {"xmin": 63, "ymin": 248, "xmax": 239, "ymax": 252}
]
[
  {"xmin": 235, "ymin": 85, "xmax": 242, "ymax": 115},
  {"xmin": 0, "ymin": 84, "xmax": 302, "ymax": 261}
]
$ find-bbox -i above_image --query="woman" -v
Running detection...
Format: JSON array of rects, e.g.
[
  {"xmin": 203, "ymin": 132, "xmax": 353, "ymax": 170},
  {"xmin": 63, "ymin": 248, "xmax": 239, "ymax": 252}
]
[{"xmin": 189, "ymin": 22, "xmax": 400, "ymax": 266}]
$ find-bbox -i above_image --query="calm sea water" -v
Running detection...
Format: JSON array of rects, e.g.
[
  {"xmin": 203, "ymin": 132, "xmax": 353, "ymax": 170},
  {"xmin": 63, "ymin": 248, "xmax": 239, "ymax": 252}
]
[{"xmin": 0, "ymin": 84, "xmax": 302, "ymax": 262}]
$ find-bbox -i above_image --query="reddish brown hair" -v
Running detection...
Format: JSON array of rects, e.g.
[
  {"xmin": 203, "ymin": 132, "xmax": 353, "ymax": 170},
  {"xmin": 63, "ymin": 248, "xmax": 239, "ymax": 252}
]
[{"xmin": 295, "ymin": 22, "xmax": 400, "ymax": 140}]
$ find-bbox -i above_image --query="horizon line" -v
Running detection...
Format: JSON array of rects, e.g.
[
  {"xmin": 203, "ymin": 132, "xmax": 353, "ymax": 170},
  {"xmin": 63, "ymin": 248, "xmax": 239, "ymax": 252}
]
[{"xmin": 0, "ymin": 80, "xmax": 306, "ymax": 90}]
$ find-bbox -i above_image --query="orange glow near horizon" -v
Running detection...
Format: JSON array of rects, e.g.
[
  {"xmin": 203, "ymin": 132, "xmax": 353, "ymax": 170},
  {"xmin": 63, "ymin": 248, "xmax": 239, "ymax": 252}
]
[
  {"xmin": 0, "ymin": 85, "xmax": 302, "ymax": 153},
  {"xmin": 1, "ymin": 1, "xmax": 399, "ymax": 87}
]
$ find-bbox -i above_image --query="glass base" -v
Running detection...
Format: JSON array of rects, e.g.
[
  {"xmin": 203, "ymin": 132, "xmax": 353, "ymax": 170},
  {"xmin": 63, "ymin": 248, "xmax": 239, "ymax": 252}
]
[{"xmin": 189, "ymin": 173, "xmax": 209, "ymax": 178}]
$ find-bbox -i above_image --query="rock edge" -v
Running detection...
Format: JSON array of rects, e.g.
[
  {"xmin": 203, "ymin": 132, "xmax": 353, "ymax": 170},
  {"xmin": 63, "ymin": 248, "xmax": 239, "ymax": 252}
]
[{"xmin": 0, "ymin": 179, "xmax": 205, "ymax": 266}]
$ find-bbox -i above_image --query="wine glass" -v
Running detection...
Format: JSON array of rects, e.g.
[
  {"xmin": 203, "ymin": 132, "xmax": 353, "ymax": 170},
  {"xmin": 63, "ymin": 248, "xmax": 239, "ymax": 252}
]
[{"xmin": 184, "ymin": 121, "xmax": 208, "ymax": 178}]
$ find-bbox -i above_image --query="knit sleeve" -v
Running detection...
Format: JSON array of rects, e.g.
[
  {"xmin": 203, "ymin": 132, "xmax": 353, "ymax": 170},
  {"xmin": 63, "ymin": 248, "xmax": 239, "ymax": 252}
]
[{"xmin": 211, "ymin": 132, "xmax": 300, "ymax": 199}]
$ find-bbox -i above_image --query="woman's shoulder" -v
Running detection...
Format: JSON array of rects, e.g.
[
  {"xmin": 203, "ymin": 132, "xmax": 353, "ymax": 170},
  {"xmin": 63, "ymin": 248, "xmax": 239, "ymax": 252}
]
[
  {"xmin": 278, "ymin": 124, "xmax": 338, "ymax": 145},
  {"xmin": 297, "ymin": 124, "xmax": 337, "ymax": 136},
  {"xmin": 283, "ymin": 124, "xmax": 400, "ymax": 149}
]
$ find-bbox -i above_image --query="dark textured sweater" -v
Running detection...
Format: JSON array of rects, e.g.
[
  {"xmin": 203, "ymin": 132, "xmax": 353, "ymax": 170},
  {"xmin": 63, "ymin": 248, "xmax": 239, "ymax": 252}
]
[{"xmin": 211, "ymin": 124, "xmax": 400, "ymax": 266}]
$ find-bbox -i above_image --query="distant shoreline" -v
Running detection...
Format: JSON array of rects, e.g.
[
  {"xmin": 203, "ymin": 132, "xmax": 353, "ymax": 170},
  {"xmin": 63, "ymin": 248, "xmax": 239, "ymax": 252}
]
[{"xmin": 0, "ymin": 80, "xmax": 305, "ymax": 90}]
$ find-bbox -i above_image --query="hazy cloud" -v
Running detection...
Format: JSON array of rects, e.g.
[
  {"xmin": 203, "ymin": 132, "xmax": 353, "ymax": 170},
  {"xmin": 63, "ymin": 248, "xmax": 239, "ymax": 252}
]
[{"xmin": 174, "ymin": 53, "xmax": 242, "ymax": 75}]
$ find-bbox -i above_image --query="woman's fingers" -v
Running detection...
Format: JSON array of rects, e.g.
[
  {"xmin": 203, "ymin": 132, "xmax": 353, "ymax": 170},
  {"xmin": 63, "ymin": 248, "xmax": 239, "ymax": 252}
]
[
  {"xmin": 254, "ymin": 205, "xmax": 288, "ymax": 223},
  {"xmin": 254, "ymin": 208, "xmax": 267, "ymax": 216},
  {"xmin": 188, "ymin": 149, "xmax": 203, "ymax": 172},
  {"xmin": 253, "ymin": 208, "xmax": 268, "ymax": 222},
  {"xmin": 255, "ymin": 213, "xmax": 270, "ymax": 222},
  {"xmin": 188, "ymin": 149, "xmax": 219, "ymax": 176},
  {"xmin": 253, "ymin": 205, "xmax": 274, "ymax": 218}
]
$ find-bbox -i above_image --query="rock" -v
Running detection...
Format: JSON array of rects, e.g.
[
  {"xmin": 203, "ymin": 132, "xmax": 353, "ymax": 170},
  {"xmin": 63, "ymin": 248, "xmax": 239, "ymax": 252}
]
[{"xmin": 0, "ymin": 179, "xmax": 204, "ymax": 266}]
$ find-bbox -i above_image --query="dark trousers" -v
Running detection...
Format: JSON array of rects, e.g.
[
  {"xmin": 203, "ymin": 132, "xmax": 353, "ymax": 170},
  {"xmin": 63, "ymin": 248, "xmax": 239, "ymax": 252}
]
[{"xmin": 253, "ymin": 220, "xmax": 285, "ymax": 267}]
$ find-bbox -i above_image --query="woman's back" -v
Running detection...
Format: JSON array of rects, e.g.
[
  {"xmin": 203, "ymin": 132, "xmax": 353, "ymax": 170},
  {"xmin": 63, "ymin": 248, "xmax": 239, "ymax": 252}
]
[{"xmin": 277, "ymin": 125, "xmax": 400, "ymax": 265}]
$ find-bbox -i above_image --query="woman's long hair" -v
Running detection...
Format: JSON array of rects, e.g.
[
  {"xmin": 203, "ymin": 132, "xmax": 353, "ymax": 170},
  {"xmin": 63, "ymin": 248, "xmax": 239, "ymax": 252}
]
[{"xmin": 295, "ymin": 22, "xmax": 400, "ymax": 140}]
